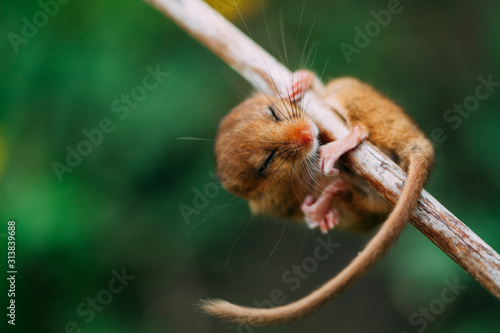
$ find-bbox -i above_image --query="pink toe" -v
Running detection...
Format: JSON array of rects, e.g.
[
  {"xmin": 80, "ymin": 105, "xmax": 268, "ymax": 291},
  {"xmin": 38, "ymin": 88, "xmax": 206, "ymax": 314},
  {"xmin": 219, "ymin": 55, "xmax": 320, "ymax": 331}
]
[
  {"xmin": 325, "ymin": 211, "xmax": 334, "ymax": 230},
  {"xmin": 332, "ymin": 209, "xmax": 340, "ymax": 227},
  {"xmin": 319, "ymin": 220, "xmax": 329, "ymax": 234},
  {"xmin": 306, "ymin": 219, "xmax": 319, "ymax": 229},
  {"xmin": 304, "ymin": 195, "xmax": 315, "ymax": 206}
]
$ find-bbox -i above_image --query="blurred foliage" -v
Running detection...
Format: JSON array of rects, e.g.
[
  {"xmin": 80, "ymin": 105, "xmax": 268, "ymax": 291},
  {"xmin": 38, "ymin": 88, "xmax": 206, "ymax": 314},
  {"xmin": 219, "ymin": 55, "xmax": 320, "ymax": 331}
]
[{"xmin": 1, "ymin": 0, "xmax": 499, "ymax": 332}]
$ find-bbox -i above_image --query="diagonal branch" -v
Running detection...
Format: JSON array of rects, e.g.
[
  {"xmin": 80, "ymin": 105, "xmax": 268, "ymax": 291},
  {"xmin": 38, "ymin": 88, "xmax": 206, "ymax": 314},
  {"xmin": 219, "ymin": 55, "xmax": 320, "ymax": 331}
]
[{"xmin": 147, "ymin": 0, "xmax": 500, "ymax": 299}]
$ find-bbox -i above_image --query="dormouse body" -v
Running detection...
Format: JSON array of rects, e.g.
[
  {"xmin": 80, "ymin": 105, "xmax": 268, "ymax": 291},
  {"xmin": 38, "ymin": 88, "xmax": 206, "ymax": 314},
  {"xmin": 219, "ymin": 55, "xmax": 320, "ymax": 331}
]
[
  {"xmin": 214, "ymin": 91, "xmax": 390, "ymax": 232},
  {"xmin": 207, "ymin": 71, "xmax": 434, "ymax": 326}
]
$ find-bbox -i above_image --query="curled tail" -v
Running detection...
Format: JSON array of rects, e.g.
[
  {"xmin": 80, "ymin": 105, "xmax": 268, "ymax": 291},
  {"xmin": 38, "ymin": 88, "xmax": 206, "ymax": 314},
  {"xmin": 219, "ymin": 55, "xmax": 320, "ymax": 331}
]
[{"xmin": 201, "ymin": 154, "xmax": 430, "ymax": 326}]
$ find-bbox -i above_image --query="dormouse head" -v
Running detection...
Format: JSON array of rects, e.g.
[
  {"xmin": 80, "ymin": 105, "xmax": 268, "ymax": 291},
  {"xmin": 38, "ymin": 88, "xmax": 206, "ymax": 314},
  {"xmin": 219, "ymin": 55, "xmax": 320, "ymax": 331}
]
[{"xmin": 214, "ymin": 93, "xmax": 319, "ymax": 200}]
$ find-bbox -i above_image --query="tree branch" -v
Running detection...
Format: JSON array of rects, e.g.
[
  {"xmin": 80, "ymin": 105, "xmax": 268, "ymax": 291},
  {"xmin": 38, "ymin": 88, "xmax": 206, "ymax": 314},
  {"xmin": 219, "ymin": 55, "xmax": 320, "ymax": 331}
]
[{"xmin": 147, "ymin": 0, "xmax": 500, "ymax": 299}]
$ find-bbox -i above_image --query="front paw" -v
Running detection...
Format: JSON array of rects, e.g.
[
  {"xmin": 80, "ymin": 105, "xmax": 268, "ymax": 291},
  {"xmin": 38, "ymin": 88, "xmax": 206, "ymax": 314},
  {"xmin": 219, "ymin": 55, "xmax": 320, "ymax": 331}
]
[
  {"xmin": 319, "ymin": 147, "xmax": 340, "ymax": 176},
  {"xmin": 318, "ymin": 126, "xmax": 366, "ymax": 175},
  {"xmin": 288, "ymin": 70, "xmax": 314, "ymax": 103}
]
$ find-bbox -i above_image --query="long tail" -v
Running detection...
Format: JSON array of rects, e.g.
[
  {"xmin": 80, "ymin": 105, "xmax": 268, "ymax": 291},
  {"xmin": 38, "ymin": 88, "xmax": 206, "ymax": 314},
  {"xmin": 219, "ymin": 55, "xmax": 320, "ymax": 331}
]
[{"xmin": 200, "ymin": 154, "xmax": 430, "ymax": 326}]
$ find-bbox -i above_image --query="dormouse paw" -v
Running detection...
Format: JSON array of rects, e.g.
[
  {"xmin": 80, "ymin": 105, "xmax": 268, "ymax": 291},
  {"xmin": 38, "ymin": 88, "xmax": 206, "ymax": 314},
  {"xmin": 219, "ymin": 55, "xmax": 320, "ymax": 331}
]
[
  {"xmin": 319, "ymin": 126, "xmax": 366, "ymax": 175},
  {"xmin": 288, "ymin": 70, "xmax": 314, "ymax": 103},
  {"xmin": 302, "ymin": 195, "xmax": 340, "ymax": 234},
  {"xmin": 319, "ymin": 149, "xmax": 340, "ymax": 176}
]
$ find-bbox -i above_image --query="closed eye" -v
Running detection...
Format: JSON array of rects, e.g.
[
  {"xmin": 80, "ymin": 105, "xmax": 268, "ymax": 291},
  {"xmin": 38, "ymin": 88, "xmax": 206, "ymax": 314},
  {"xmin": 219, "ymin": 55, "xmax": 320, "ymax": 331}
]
[
  {"xmin": 258, "ymin": 149, "xmax": 277, "ymax": 174},
  {"xmin": 268, "ymin": 106, "xmax": 280, "ymax": 121}
]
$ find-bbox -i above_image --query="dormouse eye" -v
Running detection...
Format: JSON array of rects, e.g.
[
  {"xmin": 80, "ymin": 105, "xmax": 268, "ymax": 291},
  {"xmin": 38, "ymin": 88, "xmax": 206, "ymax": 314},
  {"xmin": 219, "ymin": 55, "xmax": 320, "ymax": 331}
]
[
  {"xmin": 268, "ymin": 106, "xmax": 280, "ymax": 121},
  {"xmin": 258, "ymin": 149, "xmax": 277, "ymax": 174}
]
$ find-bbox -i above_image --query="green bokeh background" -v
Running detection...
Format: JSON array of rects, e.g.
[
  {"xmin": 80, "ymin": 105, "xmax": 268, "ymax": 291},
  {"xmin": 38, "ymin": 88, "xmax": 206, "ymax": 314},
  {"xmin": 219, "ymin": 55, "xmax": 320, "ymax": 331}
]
[{"xmin": 1, "ymin": 0, "xmax": 499, "ymax": 332}]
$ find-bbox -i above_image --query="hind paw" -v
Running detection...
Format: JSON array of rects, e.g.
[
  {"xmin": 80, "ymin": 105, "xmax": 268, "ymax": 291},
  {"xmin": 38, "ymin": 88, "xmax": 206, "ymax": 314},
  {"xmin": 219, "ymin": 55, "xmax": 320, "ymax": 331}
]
[
  {"xmin": 302, "ymin": 196, "xmax": 340, "ymax": 234},
  {"xmin": 301, "ymin": 179, "xmax": 346, "ymax": 234}
]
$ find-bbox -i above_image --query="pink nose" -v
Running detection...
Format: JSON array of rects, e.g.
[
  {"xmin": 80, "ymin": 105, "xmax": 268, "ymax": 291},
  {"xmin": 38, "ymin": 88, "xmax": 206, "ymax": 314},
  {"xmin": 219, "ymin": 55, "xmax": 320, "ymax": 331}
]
[
  {"xmin": 298, "ymin": 129, "xmax": 313, "ymax": 146},
  {"xmin": 292, "ymin": 126, "xmax": 313, "ymax": 148}
]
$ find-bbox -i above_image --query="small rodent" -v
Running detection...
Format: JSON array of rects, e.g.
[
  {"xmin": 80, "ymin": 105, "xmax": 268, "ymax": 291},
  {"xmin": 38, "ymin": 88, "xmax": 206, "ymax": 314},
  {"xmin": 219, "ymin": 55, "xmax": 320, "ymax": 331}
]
[{"xmin": 203, "ymin": 70, "xmax": 434, "ymax": 326}]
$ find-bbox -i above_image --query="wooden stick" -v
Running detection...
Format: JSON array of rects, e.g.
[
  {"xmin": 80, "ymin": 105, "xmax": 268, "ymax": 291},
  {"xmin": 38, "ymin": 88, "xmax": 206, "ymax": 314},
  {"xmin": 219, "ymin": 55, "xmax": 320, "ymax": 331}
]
[{"xmin": 147, "ymin": 0, "xmax": 500, "ymax": 299}]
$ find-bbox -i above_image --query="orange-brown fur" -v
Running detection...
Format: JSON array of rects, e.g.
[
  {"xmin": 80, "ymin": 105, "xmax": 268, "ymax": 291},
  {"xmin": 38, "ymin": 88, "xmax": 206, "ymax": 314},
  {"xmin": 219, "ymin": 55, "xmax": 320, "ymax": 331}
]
[
  {"xmin": 215, "ymin": 91, "xmax": 393, "ymax": 230},
  {"xmin": 322, "ymin": 78, "xmax": 434, "ymax": 171},
  {"xmin": 207, "ymin": 75, "xmax": 434, "ymax": 325}
]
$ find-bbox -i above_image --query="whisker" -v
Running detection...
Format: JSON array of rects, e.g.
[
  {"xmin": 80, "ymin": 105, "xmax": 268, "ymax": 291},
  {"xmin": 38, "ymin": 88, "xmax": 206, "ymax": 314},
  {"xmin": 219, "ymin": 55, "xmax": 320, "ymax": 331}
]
[
  {"xmin": 226, "ymin": 214, "xmax": 255, "ymax": 267},
  {"xmin": 305, "ymin": 40, "xmax": 319, "ymax": 70},
  {"xmin": 292, "ymin": 2, "xmax": 307, "ymax": 69},
  {"xmin": 276, "ymin": 147, "xmax": 293, "ymax": 158},
  {"xmin": 260, "ymin": 219, "xmax": 287, "ymax": 271},
  {"xmin": 320, "ymin": 57, "xmax": 331, "ymax": 81},
  {"xmin": 234, "ymin": 139, "xmax": 291, "ymax": 145},
  {"xmin": 279, "ymin": 9, "xmax": 290, "ymax": 69},
  {"xmin": 222, "ymin": 71, "xmax": 249, "ymax": 98},
  {"xmin": 177, "ymin": 137, "xmax": 215, "ymax": 142},
  {"xmin": 186, "ymin": 196, "xmax": 243, "ymax": 235},
  {"xmin": 202, "ymin": 196, "xmax": 248, "ymax": 218},
  {"xmin": 297, "ymin": 227, "xmax": 308, "ymax": 257},
  {"xmin": 298, "ymin": 13, "xmax": 318, "ymax": 71}
]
